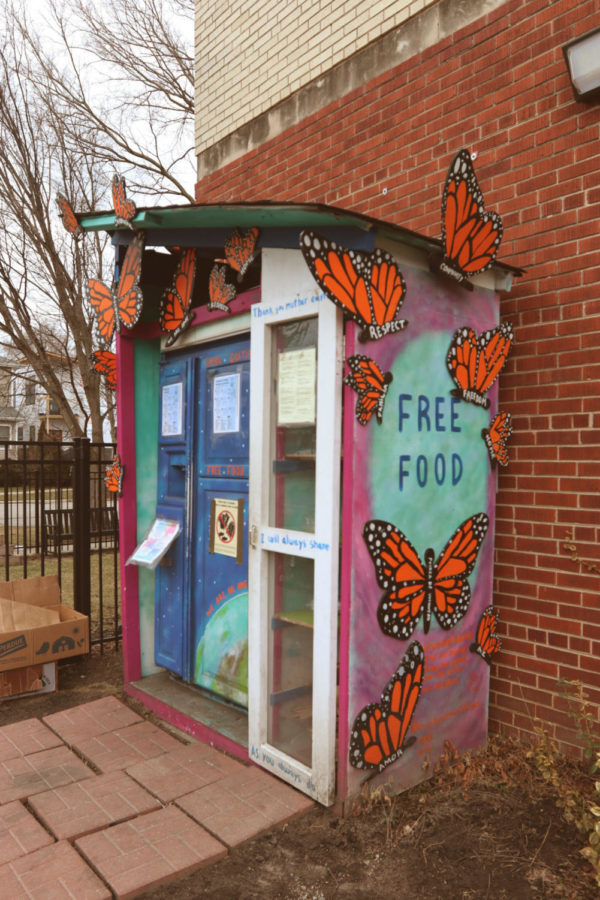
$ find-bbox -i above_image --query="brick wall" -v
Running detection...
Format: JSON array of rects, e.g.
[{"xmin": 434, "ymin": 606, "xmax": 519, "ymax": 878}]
[{"xmin": 195, "ymin": 0, "xmax": 600, "ymax": 754}]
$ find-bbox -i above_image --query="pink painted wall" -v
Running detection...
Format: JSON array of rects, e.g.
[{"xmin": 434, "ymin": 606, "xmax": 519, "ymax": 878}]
[{"xmin": 340, "ymin": 262, "xmax": 501, "ymax": 798}]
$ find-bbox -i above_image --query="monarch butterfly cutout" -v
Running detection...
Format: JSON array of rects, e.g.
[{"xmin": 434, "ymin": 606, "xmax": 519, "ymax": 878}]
[
  {"xmin": 436, "ymin": 149, "xmax": 503, "ymax": 286},
  {"xmin": 470, "ymin": 605, "xmax": 501, "ymax": 665},
  {"xmin": 56, "ymin": 194, "xmax": 82, "ymax": 239},
  {"xmin": 344, "ymin": 355, "xmax": 393, "ymax": 426},
  {"xmin": 349, "ymin": 641, "xmax": 424, "ymax": 774},
  {"xmin": 446, "ymin": 322, "xmax": 513, "ymax": 409},
  {"xmin": 219, "ymin": 227, "xmax": 260, "ymax": 281},
  {"xmin": 90, "ymin": 350, "xmax": 117, "ymax": 391},
  {"xmin": 482, "ymin": 410, "xmax": 513, "ymax": 468},
  {"xmin": 363, "ymin": 513, "xmax": 489, "ymax": 641},
  {"xmin": 112, "ymin": 174, "xmax": 136, "ymax": 229},
  {"xmin": 207, "ymin": 264, "xmax": 236, "ymax": 313},
  {"xmin": 88, "ymin": 232, "xmax": 145, "ymax": 346},
  {"xmin": 104, "ymin": 454, "xmax": 123, "ymax": 496},
  {"xmin": 300, "ymin": 231, "xmax": 407, "ymax": 342},
  {"xmin": 159, "ymin": 248, "xmax": 197, "ymax": 347}
]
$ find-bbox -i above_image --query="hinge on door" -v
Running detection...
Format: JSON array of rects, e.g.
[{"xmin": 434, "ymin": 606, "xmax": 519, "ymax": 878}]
[{"xmin": 249, "ymin": 524, "xmax": 259, "ymax": 548}]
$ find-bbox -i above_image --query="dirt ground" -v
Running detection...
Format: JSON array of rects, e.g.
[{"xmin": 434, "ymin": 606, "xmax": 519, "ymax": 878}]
[{"xmin": 2, "ymin": 649, "xmax": 597, "ymax": 899}]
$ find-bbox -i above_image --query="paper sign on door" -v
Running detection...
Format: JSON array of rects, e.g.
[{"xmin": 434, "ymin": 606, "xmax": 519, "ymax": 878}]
[
  {"xmin": 209, "ymin": 498, "xmax": 244, "ymax": 563},
  {"xmin": 161, "ymin": 383, "xmax": 183, "ymax": 436},
  {"xmin": 277, "ymin": 348, "xmax": 316, "ymax": 426},
  {"xmin": 213, "ymin": 374, "xmax": 240, "ymax": 434},
  {"xmin": 127, "ymin": 518, "xmax": 181, "ymax": 569}
]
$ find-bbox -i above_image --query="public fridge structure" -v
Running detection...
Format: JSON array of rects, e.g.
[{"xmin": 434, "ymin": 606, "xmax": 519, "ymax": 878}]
[{"xmin": 78, "ymin": 191, "xmax": 521, "ymax": 808}]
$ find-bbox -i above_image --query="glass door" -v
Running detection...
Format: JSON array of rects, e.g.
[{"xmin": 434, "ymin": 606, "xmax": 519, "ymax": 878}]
[{"xmin": 248, "ymin": 294, "xmax": 342, "ymax": 805}]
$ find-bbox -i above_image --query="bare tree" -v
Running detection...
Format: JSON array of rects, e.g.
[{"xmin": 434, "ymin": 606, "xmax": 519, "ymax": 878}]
[
  {"xmin": 26, "ymin": 0, "xmax": 195, "ymax": 201},
  {"xmin": 0, "ymin": 0, "xmax": 194, "ymax": 441},
  {"xmin": 0, "ymin": 21, "xmax": 110, "ymax": 440}
]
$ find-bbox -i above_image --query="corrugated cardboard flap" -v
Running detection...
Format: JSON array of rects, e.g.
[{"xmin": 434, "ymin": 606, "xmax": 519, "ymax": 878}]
[
  {"xmin": 0, "ymin": 597, "xmax": 61, "ymax": 630},
  {"xmin": 0, "ymin": 575, "xmax": 88, "ymax": 672},
  {"xmin": 7, "ymin": 575, "xmax": 61, "ymax": 608}
]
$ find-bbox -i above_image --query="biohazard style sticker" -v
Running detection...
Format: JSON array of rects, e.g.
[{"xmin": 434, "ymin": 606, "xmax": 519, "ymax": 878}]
[{"xmin": 209, "ymin": 498, "xmax": 244, "ymax": 562}]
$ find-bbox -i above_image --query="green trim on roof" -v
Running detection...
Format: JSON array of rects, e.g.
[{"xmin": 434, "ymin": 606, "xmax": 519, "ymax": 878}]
[
  {"xmin": 77, "ymin": 201, "xmax": 405, "ymax": 233},
  {"xmin": 76, "ymin": 201, "xmax": 524, "ymax": 276}
]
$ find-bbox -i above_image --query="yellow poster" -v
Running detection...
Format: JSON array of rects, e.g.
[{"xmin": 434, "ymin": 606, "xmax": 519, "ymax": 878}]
[{"xmin": 209, "ymin": 498, "xmax": 244, "ymax": 562}]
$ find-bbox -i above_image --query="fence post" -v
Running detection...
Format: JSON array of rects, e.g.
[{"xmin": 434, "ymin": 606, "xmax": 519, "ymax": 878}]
[
  {"xmin": 3, "ymin": 447, "xmax": 9, "ymax": 581},
  {"xmin": 72, "ymin": 437, "xmax": 91, "ymax": 616}
]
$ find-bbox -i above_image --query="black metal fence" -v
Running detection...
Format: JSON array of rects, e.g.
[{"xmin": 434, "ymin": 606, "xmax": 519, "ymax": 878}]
[{"xmin": 0, "ymin": 438, "xmax": 120, "ymax": 650}]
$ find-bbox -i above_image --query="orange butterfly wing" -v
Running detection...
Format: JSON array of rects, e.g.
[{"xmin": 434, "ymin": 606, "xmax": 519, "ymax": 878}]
[
  {"xmin": 91, "ymin": 350, "xmax": 117, "ymax": 391},
  {"xmin": 369, "ymin": 252, "xmax": 406, "ymax": 325},
  {"xmin": 441, "ymin": 149, "xmax": 503, "ymax": 280},
  {"xmin": 431, "ymin": 513, "xmax": 489, "ymax": 630},
  {"xmin": 56, "ymin": 193, "xmax": 82, "ymax": 238},
  {"xmin": 446, "ymin": 327, "xmax": 478, "ymax": 394},
  {"xmin": 300, "ymin": 231, "xmax": 407, "ymax": 341},
  {"xmin": 88, "ymin": 234, "xmax": 144, "ymax": 346},
  {"xmin": 446, "ymin": 323, "xmax": 513, "ymax": 408},
  {"xmin": 104, "ymin": 454, "xmax": 123, "ymax": 495},
  {"xmin": 223, "ymin": 227, "xmax": 260, "ymax": 278},
  {"xmin": 114, "ymin": 233, "xmax": 144, "ymax": 330},
  {"xmin": 363, "ymin": 521, "xmax": 428, "ymax": 640},
  {"xmin": 311, "ymin": 239, "xmax": 368, "ymax": 319},
  {"xmin": 159, "ymin": 248, "xmax": 197, "ymax": 346},
  {"xmin": 482, "ymin": 410, "xmax": 513, "ymax": 467},
  {"xmin": 344, "ymin": 354, "xmax": 393, "ymax": 426},
  {"xmin": 208, "ymin": 264, "xmax": 236, "ymax": 311},
  {"xmin": 349, "ymin": 641, "xmax": 424, "ymax": 772},
  {"xmin": 88, "ymin": 279, "xmax": 116, "ymax": 346},
  {"xmin": 112, "ymin": 175, "xmax": 136, "ymax": 228},
  {"xmin": 470, "ymin": 605, "xmax": 501, "ymax": 664},
  {"xmin": 476, "ymin": 323, "xmax": 514, "ymax": 393}
]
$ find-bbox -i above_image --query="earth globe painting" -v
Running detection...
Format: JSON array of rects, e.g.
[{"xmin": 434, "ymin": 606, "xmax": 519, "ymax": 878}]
[{"xmin": 194, "ymin": 590, "xmax": 248, "ymax": 706}]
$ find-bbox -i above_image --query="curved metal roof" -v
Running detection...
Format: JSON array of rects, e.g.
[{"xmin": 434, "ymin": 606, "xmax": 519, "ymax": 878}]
[{"xmin": 77, "ymin": 200, "xmax": 524, "ymax": 278}]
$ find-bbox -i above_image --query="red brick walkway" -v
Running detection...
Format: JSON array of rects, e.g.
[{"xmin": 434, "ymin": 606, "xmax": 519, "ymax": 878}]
[{"xmin": 0, "ymin": 696, "xmax": 313, "ymax": 898}]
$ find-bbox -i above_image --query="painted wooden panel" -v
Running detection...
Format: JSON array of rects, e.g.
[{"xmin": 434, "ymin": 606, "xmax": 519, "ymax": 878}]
[
  {"xmin": 134, "ymin": 340, "xmax": 161, "ymax": 677},
  {"xmin": 342, "ymin": 261, "xmax": 500, "ymax": 798}
]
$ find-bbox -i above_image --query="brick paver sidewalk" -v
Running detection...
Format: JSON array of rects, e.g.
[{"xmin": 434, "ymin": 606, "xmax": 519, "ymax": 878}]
[{"xmin": 0, "ymin": 696, "xmax": 313, "ymax": 898}]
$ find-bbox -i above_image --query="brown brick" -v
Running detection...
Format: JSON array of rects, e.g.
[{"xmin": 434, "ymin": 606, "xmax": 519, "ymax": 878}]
[
  {"xmin": 0, "ymin": 719, "xmax": 63, "ymax": 763},
  {"xmin": 43, "ymin": 696, "xmax": 143, "ymax": 746},
  {"xmin": 0, "ymin": 745, "xmax": 94, "ymax": 804},
  {"xmin": 0, "ymin": 840, "xmax": 110, "ymax": 898},
  {"xmin": 73, "ymin": 722, "xmax": 183, "ymax": 774},
  {"xmin": 76, "ymin": 806, "xmax": 227, "ymax": 898},
  {"xmin": 29, "ymin": 771, "xmax": 161, "ymax": 841},
  {"xmin": 0, "ymin": 801, "xmax": 54, "ymax": 865}
]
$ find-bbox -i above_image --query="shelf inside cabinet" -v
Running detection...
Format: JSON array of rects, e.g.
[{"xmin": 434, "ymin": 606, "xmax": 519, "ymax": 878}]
[{"xmin": 271, "ymin": 608, "xmax": 314, "ymax": 629}]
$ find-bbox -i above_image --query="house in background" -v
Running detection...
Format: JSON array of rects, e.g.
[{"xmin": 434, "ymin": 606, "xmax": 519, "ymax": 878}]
[
  {"xmin": 9, "ymin": 353, "xmax": 83, "ymax": 443},
  {"xmin": 0, "ymin": 356, "xmax": 20, "ymax": 443}
]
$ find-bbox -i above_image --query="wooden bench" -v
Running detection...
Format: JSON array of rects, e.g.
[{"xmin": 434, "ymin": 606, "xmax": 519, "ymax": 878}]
[{"xmin": 42, "ymin": 507, "xmax": 118, "ymax": 554}]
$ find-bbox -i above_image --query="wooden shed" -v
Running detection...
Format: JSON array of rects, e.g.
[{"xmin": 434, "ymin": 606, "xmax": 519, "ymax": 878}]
[{"xmin": 80, "ymin": 201, "xmax": 520, "ymax": 807}]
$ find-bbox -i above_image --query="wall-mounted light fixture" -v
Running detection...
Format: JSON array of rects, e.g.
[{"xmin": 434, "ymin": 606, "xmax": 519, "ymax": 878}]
[{"xmin": 563, "ymin": 25, "xmax": 600, "ymax": 102}]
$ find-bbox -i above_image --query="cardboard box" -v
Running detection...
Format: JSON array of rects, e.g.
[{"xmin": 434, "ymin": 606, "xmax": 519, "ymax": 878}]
[
  {"xmin": 0, "ymin": 596, "xmax": 61, "ymax": 629},
  {"xmin": 0, "ymin": 575, "xmax": 89, "ymax": 672},
  {"xmin": 0, "ymin": 662, "xmax": 57, "ymax": 701}
]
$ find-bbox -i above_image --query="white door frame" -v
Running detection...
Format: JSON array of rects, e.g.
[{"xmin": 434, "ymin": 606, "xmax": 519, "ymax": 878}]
[{"xmin": 248, "ymin": 249, "xmax": 343, "ymax": 805}]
